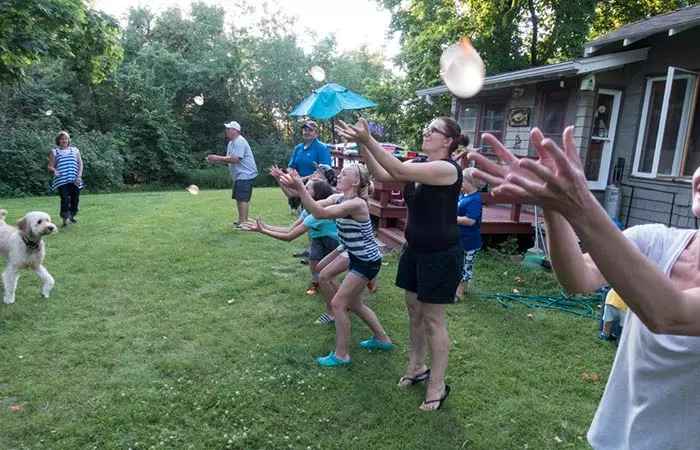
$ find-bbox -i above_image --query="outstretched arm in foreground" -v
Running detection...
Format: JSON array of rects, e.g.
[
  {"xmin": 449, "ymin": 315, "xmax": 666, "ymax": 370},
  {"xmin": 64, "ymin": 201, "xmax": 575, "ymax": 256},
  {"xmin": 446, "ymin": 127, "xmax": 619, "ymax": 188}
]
[{"xmin": 469, "ymin": 126, "xmax": 700, "ymax": 336}]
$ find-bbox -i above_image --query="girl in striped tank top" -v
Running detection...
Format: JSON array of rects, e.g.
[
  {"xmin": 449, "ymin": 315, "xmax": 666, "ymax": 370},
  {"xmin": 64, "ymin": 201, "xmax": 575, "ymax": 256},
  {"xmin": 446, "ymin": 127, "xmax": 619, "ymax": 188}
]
[
  {"xmin": 280, "ymin": 163, "xmax": 392, "ymax": 367},
  {"xmin": 47, "ymin": 131, "xmax": 84, "ymax": 227}
]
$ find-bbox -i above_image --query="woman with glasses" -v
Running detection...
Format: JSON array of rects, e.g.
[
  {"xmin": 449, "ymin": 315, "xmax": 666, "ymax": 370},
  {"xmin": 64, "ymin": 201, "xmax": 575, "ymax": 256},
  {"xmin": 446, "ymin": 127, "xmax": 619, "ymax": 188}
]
[{"xmin": 336, "ymin": 117, "xmax": 468, "ymax": 411}]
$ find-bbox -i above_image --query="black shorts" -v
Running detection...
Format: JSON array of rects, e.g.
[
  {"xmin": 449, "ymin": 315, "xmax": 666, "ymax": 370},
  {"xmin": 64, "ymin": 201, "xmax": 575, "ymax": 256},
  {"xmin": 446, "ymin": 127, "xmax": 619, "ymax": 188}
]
[
  {"xmin": 395, "ymin": 243, "xmax": 463, "ymax": 304},
  {"xmin": 348, "ymin": 254, "xmax": 381, "ymax": 281},
  {"xmin": 309, "ymin": 236, "xmax": 339, "ymax": 261},
  {"xmin": 232, "ymin": 178, "xmax": 255, "ymax": 202}
]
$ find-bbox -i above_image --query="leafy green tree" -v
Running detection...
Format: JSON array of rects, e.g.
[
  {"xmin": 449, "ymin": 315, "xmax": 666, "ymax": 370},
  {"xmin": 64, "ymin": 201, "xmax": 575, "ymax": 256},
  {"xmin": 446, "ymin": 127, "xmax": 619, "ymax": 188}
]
[{"xmin": 0, "ymin": 0, "xmax": 121, "ymax": 84}]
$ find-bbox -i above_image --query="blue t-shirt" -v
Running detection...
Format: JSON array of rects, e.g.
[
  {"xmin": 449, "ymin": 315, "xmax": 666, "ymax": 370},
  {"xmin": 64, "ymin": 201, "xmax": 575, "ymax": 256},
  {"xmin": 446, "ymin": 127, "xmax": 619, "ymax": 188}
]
[
  {"xmin": 303, "ymin": 214, "xmax": 338, "ymax": 240},
  {"xmin": 458, "ymin": 191, "xmax": 482, "ymax": 251},
  {"xmin": 288, "ymin": 139, "xmax": 331, "ymax": 177}
]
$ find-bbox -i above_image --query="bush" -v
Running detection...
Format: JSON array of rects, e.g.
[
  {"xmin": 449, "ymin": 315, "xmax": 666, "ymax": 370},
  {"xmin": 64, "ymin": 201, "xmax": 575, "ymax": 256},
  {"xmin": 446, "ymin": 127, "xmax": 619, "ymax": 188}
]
[
  {"xmin": 73, "ymin": 131, "xmax": 126, "ymax": 192},
  {"xmin": 248, "ymin": 134, "xmax": 294, "ymax": 187},
  {"xmin": 185, "ymin": 167, "xmax": 232, "ymax": 189},
  {"xmin": 0, "ymin": 125, "xmax": 56, "ymax": 197},
  {"xmin": 0, "ymin": 123, "xmax": 127, "ymax": 197}
]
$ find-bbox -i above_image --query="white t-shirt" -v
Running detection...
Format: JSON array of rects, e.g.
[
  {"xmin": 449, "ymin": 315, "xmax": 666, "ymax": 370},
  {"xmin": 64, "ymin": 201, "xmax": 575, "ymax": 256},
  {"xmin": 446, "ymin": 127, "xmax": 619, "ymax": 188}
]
[{"xmin": 588, "ymin": 224, "xmax": 700, "ymax": 450}]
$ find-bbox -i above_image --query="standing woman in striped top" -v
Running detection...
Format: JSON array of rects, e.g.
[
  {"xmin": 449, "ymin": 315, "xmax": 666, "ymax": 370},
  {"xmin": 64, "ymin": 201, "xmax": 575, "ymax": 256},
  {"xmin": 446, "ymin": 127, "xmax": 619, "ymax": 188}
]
[
  {"xmin": 336, "ymin": 117, "xmax": 466, "ymax": 411},
  {"xmin": 47, "ymin": 131, "xmax": 84, "ymax": 227},
  {"xmin": 279, "ymin": 164, "xmax": 392, "ymax": 367}
]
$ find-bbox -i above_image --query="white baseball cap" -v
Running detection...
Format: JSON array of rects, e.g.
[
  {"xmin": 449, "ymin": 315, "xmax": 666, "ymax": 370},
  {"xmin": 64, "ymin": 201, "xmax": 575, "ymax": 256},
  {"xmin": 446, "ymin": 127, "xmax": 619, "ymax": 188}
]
[{"xmin": 224, "ymin": 121, "xmax": 241, "ymax": 131}]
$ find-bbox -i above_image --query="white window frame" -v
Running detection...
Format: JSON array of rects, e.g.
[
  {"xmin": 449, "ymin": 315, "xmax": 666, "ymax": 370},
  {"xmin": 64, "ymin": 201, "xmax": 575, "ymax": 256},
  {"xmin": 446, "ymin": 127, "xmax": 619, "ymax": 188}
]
[
  {"xmin": 632, "ymin": 67, "xmax": 698, "ymax": 178},
  {"xmin": 587, "ymin": 89, "xmax": 622, "ymax": 190}
]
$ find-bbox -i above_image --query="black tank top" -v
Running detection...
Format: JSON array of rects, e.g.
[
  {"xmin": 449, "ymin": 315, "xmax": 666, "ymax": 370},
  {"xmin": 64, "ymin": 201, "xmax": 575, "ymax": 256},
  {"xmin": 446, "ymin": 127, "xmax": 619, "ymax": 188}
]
[{"xmin": 402, "ymin": 157, "xmax": 463, "ymax": 252}]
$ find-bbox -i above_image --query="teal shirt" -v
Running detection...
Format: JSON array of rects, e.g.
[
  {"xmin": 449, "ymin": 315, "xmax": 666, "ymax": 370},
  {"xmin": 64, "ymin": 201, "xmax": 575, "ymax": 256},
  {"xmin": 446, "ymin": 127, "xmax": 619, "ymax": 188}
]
[{"xmin": 302, "ymin": 214, "xmax": 338, "ymax": 240}]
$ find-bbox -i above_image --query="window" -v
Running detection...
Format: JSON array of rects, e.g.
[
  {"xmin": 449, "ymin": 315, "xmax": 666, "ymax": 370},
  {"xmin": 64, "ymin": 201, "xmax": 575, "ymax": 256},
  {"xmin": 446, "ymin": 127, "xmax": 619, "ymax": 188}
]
[
  {"xmin": 540, "ymin": 90, "xmax": 569, "ymax": 146},
  {"xmin": 633, "ymin": 67, "xmax": 699, "ymax": 178},
  {"xmin": 480, "ymin": 104, "xmax": 505, "ymax": 150},
  {"xmin": 457, "ymin": 104, "xmax": 479, "ymax": 138},
  {"xmin": 457, "ymin": 102, "xmax": 506, "ymax": 150}
]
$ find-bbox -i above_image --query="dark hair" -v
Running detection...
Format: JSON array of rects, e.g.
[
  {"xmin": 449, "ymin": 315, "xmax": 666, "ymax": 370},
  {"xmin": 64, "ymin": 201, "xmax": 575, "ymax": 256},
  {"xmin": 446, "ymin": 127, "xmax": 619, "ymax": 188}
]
[
  {"xmin": 310, "ymin": 179, "xmax": 334, "ymax": 201},
  {"xmin": 435, "ymin": 117, "xmax": 469, "ymax": 154}
]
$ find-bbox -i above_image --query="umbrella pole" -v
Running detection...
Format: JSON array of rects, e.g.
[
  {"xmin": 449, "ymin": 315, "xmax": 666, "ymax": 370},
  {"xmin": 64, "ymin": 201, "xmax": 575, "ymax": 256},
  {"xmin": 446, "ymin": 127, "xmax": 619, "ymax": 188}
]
[{"xmin": 331, "ymin": 117, "xmax": 337, "ymax": 144}]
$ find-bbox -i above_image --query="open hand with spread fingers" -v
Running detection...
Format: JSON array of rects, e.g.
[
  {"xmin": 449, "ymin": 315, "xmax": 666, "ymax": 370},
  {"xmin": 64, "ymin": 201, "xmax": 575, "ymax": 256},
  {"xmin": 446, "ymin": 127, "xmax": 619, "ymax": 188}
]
[
  {"xmin": 278, "ymin": 171, "xmax": 304, "ymax": 195},
  {"xmin": 335, "ymin": 119, "xmax": 372, "ymax": 144},
  {"xmin": 467, "ymin": 126, "xmax": 595, "ymax": 218}
]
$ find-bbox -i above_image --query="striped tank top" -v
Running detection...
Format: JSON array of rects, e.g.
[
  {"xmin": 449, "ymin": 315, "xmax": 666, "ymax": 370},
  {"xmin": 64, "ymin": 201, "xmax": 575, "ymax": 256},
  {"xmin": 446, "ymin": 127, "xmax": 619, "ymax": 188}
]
[
  {"xmin": 335, "ymin": 197, "xmax": 381, "ymax": 262},
  {"xmin": 51, "ymin": 147, "xmax": 83, "ymax": 190}
]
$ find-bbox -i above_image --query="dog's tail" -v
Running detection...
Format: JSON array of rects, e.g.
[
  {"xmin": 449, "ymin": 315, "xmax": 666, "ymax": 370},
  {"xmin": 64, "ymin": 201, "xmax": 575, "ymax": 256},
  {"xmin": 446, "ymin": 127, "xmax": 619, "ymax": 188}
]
[{"xmin": 0, "ymin": 209, "xmax": 6, "ymax": 222}]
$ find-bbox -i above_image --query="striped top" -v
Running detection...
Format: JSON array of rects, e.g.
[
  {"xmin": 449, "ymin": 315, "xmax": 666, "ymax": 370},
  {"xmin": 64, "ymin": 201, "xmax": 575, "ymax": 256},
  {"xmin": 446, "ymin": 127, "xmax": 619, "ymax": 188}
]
[
  {"xmin": 335, "ymin": 197, "xmax": 381, "ymax": 262},
  {"xmin": 51, "ymin": 147, "xmax": 83, "ymax": 190}
]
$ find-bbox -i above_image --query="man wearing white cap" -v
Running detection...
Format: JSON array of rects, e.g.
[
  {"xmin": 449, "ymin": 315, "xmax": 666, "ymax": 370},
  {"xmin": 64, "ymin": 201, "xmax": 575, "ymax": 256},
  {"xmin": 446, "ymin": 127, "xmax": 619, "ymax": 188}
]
[{"xmin": 206, "ymin": 121, "xmax": 258, "ymax": 228}]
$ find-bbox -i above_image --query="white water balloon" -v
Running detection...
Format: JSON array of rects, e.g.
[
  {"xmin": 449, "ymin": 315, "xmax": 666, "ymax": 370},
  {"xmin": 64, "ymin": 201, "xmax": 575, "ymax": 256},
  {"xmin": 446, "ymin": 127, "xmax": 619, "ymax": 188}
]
[
  {"xmin": 308, "ymin": 66, "xmax": 326, "ymax": 82},
  {"xmin": 185, "ymin": 184, "xmax": 200, "ymax": 195},
  {"xmin": 439, "ymin": 37, "xmax": 485, "ymax": 99}
]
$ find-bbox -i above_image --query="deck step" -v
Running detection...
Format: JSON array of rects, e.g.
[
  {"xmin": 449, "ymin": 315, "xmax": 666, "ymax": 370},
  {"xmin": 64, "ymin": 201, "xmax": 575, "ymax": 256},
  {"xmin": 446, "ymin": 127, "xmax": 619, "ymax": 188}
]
[{"xmin": 376, "ymin": 227, "xmax": 405, "ymax": 252}]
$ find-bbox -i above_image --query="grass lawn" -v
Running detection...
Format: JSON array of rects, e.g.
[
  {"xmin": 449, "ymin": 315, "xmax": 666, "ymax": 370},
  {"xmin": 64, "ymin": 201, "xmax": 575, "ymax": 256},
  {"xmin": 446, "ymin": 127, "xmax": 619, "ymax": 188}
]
[{"xmin": 0, "ymin": 188, "xmax": 615, "ymax": 450}]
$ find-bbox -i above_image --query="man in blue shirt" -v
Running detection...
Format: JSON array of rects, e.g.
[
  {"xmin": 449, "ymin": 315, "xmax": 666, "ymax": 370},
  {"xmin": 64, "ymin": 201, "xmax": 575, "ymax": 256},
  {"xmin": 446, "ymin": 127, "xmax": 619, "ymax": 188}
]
[
  {"xmin": 288, "ymin": 121, "xmax": 331, "ymax": 177},
  {"xmin": 206, "ymin": 121, "xmax": 258, "ymax": 228}
]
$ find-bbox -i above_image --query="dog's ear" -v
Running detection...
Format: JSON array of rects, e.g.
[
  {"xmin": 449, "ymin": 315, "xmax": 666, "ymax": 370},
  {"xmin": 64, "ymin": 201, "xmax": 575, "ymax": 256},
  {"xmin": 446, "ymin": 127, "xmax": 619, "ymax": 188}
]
[{"xmin": 16, "ymin": 216, "xmax": 28, "ymax": 233}]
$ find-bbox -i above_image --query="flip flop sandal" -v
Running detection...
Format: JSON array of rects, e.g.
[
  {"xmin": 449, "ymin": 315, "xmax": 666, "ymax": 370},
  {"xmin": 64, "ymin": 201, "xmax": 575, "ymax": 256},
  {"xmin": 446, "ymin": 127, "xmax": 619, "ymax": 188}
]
[
  {"xmin": 314, "ymin": 313, "xmax": 335, "ymax": 325},
  {"xmin": 397, "ymin": 368, "xmax": 430, "ymax": 387},
  {"xmin": 419, "ymin": 385, "xmax": 451, "ymax": 411}
]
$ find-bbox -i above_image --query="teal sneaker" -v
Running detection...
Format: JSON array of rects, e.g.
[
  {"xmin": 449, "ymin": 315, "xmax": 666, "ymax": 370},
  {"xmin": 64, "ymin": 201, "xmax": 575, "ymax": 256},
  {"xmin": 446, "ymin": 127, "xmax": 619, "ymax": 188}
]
[
  {"xmin": 316, "ymin": 351, "xmax": 351, "ymax": 367},
  {"xmin": 360, "ymin": 336, "xmax": 393, "ymax": 351}
]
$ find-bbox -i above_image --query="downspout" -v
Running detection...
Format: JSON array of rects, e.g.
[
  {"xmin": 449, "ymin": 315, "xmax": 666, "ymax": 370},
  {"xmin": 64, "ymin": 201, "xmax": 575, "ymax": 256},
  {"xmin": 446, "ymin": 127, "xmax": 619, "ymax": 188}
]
[{"xmin": 421, "ymin": 94, "xmax": 453, "ymax": 117}]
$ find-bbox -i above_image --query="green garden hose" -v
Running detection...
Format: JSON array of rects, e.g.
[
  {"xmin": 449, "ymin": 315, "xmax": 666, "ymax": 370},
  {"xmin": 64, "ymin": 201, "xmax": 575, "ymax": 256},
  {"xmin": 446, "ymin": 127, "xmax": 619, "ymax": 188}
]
[{"xmin": 475, "ymin": 289, "xmax": 602, "ymax": 318}]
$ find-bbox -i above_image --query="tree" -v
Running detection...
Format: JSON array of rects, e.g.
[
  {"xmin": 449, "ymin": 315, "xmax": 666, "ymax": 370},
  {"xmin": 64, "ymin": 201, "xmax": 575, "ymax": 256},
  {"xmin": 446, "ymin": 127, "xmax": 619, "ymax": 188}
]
[{"xmin": 0, "ymin": 0, "xmax": 121, "ymax": 84}]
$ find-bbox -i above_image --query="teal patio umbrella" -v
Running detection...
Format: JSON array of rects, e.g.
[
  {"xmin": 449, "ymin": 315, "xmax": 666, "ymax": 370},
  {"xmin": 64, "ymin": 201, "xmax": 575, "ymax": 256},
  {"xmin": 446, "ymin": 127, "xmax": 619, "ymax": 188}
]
[{"xmin": 289, "ymin": 83, "xmax": 377, "ymax": 120}]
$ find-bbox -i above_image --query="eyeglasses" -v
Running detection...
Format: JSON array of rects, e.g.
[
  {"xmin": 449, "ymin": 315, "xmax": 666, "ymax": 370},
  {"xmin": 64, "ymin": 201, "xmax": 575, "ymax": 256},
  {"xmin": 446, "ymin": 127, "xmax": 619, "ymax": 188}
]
[{"xmin": 422, "ymin": 125, "xmax": 449, "ymax": 137}]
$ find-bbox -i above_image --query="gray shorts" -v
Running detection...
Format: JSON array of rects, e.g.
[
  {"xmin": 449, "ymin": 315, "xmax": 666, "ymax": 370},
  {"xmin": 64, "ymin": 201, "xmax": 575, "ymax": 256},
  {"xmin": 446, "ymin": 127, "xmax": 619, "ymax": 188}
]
[
  {"xmin": 232, "ymin": 178, "xmax": 255, "ymax": 202},
  {"xmin": 309, "ymin": 236, "xmax": 340, "ymax": 262}
]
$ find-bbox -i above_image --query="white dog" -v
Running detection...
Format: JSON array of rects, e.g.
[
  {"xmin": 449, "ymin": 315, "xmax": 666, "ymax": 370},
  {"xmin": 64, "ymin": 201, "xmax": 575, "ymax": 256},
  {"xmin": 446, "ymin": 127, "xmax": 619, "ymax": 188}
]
[{"xmin": 0, "ymin": 209, "xmax": 57, "ymax": 304}]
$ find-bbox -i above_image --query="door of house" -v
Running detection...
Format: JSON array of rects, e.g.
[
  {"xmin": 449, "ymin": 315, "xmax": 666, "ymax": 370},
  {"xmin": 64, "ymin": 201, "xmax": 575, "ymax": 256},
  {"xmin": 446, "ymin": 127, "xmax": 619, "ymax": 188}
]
[{"xmin": 585, "ymin": 89, "xmax": 622, "ymax": 190}]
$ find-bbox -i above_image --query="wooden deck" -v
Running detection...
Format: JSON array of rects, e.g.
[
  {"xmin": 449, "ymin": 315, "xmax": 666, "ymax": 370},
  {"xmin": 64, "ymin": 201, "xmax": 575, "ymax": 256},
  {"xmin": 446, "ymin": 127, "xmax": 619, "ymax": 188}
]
[
  {"xmin": 375, "ymin": 193, "xmax": 536, "ymax": 251},
  {"xmin": 326, "ymin": 149, "xmax": 537, "ymax": 251}
]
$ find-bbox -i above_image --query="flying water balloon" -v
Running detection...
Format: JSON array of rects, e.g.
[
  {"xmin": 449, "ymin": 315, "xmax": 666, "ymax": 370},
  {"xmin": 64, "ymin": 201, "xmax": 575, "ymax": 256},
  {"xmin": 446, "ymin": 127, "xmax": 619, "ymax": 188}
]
[
  {"xmin": 308, "ymin": 66, "xmax": 326, "ymax": 82},
  {"xmin": 185, "ymin": 185, "xmax": 200, "ymax": 195},
  {"xmin": 439, "ymin": 37, "xmax": 485, "ymax": 98}
]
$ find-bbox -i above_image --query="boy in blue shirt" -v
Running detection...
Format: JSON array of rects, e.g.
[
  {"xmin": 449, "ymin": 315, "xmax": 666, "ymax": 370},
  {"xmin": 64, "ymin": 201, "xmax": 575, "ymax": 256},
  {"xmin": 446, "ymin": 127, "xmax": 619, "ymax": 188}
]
[{"xmin": 456, "ymin": 168, "xmax": 482, "ymax": 301}]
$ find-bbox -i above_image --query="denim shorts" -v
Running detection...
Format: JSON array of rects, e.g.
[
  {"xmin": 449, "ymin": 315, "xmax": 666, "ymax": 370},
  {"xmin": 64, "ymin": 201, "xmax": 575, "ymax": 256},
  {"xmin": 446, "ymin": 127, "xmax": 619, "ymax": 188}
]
[
  {"xmin": 232, "ymin": 178, "xmax": 255, "ymax": 202},
  {"xmin": 348, "ymin": 254, "xmax": 381, "ymax": 281}
]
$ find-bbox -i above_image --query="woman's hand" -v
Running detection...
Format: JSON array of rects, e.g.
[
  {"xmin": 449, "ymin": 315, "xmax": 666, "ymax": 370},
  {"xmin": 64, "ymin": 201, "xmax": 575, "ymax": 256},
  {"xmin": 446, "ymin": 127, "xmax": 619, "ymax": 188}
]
[
  {"xmin": 269, "ymin": 165, "xmax": 284, "ymax": 179},
  {"xmin": 335, "ymin": 119, "xmax": 372, "ymax": 144},
  {"xmin": 74, "ymin": 177, "xmax": 82, "ymax": 185},
  {"xmin": 278, "ymin": 171, "xmax": 304, "ymax": 195},
  {"xmin": 240, "ymin": 217, "xmax": 262, "ymax": 232},
  {"xmin": 467, "ymin": 126, "xmax": 594, "ymax": 217}
]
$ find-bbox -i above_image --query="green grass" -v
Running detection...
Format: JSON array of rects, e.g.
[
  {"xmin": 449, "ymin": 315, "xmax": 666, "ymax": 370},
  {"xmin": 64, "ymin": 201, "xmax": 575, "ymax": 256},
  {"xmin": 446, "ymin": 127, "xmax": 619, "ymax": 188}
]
[{"xmin": 0, "ymin": 189, "xmax": 614, "ymax": 450}]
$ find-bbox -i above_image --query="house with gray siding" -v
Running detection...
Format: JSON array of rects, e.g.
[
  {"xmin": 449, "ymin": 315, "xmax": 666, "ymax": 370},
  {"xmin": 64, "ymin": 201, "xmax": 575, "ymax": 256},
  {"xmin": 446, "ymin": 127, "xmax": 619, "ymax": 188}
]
[{"xmin": 417, "ymin": 4, "xmax": 700, "ymax": 229}]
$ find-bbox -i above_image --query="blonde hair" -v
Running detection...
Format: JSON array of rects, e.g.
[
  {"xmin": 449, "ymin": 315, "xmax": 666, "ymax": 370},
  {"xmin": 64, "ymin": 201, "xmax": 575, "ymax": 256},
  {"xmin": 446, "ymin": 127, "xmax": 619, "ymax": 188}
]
[
  {"xmin": 352, "ymin": 163, "xmax": 374, "ymax": 201},
  {"xmin": 462, "ymin": 167, "xmax": 477, "ymax": 186}
]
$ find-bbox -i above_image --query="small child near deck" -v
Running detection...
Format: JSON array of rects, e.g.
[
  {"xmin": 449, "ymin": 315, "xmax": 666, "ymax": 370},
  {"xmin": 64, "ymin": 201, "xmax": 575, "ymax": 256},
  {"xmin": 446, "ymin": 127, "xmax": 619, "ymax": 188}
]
[{"xmin": 455, "ymin": 168, "xmax": 482, "ymax": 301}]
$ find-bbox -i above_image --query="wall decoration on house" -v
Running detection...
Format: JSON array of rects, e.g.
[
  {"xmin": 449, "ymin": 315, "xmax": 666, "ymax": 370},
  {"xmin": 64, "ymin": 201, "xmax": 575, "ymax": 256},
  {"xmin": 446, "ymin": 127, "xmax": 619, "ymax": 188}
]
[
  {"xmin": 513, "ymin": 134, "xmax": 522, "ymax": 149},
  {"xmin": 508, "ymin": 108, "xmax": 530, "ymax": 127}
]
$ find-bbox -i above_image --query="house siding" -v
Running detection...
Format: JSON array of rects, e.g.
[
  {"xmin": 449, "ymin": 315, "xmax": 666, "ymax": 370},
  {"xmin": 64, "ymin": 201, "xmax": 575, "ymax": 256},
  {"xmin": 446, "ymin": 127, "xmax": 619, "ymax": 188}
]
[{"xmin": 607, "ymin": 28, "xmax": 700, "ymax": 228}]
